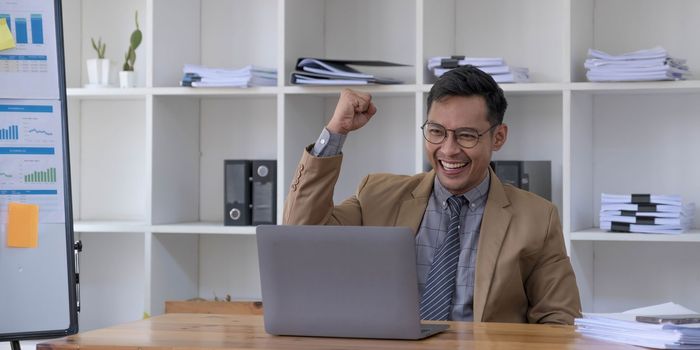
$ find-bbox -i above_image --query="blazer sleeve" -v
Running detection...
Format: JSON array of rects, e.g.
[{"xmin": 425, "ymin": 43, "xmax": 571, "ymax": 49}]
[
  {"xmin": 283, "ymin": 146, "xmax": 365, "ymax": 226},
  {"xmin": 525, "ymin": 207, "xmax": 582, "ymax": 324}
]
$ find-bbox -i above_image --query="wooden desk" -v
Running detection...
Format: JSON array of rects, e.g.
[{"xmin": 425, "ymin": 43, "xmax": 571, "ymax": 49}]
[{"xmin": 37, "ymin": 313, "xmax": 637, "ymax": 350}]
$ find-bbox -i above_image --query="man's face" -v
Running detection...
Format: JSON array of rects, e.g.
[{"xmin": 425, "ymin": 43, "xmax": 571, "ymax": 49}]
[{"xmin": 425, "ymin": 95, "xmax": 507, "ymax": 195}]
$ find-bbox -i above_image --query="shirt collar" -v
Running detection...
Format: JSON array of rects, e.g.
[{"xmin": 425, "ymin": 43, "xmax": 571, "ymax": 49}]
[{"xmin": 433, "ymin": 170, "xmax": 491, "ymax": 210}]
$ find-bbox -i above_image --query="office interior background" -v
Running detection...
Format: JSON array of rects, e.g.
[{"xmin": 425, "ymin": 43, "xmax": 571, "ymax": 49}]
[{"xmin": 53, "ymin": 0, "xmax": 700, "ymax": 332}]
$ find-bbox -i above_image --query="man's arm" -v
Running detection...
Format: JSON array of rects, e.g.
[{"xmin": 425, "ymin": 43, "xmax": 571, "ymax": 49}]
[
  {"xmin": 283, "ymin": 146, "xmax": 365, "ymax": 225},
  {"xmin": 525, "ymin": 207, "xmax": 582, "ymax": 324},
  {"xmin": 283, "ymin": 89, "xmax": 377, "ymax": 226}
]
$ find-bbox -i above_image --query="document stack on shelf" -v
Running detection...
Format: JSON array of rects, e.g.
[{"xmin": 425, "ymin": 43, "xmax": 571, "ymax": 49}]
[
  {"xmin": 585, "ymin": 47, "xmax": 690, "ymax": 82},
  {"xmin": 576, "ymin": 302, "xmax": 700, "ymax": 349},
  {"xmin": 290, "ymin": 58, "xmax": 406, "ymax": 85},
  {"xmin": 427, "ymin": 55, "xmax": 530, "ymax": 83},
  {"xmin": 600, "ymin": 193, "xmax": 696, "ymax": 234},
  {"xmin": 181, "ymin": 64, "xmax": 277, "ymax": 88}
]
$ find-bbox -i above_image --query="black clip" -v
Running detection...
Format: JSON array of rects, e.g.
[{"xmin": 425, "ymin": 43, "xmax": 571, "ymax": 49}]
[
  {"xmin": 638, "ymin": 204, "xmax": 657, "ymax": 212},
  {"xmin": 440, "ymin": 58, "xmax": 460, "ymax": 68},
  {"xmin": 631, "ymin": 194, "xmax": 651, "ymax": 204},
  {"xmin": 611, "ymin": 222, "xmax": 630, "ymax": 232},
  {"xmin": 74, "ymin": 240, "xmax": 82, "ymax": 312}
]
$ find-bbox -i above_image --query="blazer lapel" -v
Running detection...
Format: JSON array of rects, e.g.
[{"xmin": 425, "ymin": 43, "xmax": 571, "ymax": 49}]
[
  {"xmin": 473, "ymin": 168, "xmax": 512, "ymax": 322},
  {"xmin": 394, "ymin": 171, "xmax": 434, "ymax": 234}
]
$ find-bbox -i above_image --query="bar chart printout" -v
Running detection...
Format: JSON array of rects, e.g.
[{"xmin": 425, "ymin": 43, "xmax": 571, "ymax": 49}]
[
  {"xmin": 0, "ymin": 100, "xmax": 64, "ymax": 224},
  {"xmin": 0, "ymin": 0, "xmax": 58, "ymax": 99}
]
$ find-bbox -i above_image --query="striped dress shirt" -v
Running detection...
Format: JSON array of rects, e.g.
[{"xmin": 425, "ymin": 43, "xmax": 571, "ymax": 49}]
[{"xmin": 415, "ymin": 173, "xmax": 489, "ymax": 321}]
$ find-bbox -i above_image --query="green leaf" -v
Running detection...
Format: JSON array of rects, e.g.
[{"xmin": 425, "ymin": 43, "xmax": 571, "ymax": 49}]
[
  {"xmin": 130, "ymin": 30, "xmax": 142, "ymax": 49},
  {"xmin": 91, "ymin": 37, "xmax": 106, "ymax": 59}
]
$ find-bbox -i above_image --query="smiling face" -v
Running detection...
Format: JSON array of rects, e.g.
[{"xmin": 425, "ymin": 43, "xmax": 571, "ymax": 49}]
[{"xmin": 425, "ymin": 95, "xmax": 508, "ymax": 195}]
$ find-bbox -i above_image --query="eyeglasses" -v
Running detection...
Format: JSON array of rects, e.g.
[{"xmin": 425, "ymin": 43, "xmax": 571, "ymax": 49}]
[{"xmin": 421, "ymin": 121, "xmax": 499, "ymax": 149}]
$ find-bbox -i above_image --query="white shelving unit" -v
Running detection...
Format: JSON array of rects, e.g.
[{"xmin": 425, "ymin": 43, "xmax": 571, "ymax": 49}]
[{"xmin": 60, "ymin": 0, "xmax": 700, "ymax": 330}]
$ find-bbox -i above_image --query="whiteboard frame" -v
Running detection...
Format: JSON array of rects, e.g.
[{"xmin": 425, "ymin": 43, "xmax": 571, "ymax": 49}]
[{"xmin": 0, "ymin": 0, "xmax": 78, "ymax": 342}]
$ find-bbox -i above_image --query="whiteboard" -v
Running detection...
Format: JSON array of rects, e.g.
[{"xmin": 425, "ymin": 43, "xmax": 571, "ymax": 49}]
[{"xmin": 0, "ymin": 0, "xmax": 78, "ymax": 341}]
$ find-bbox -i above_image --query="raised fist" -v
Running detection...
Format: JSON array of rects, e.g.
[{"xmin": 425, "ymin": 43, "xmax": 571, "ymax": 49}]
[{"xmin": 326, "ymin": 89, "xmax": 377, "ymax": 135}]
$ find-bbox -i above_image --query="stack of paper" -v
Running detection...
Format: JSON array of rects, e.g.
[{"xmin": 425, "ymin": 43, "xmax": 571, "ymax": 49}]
[
  {"xmin": 600, "ymin": 193, "xmax": 695, "ymax": 234},
  {"xmin": 576, "ymin": 302, "xmax": 700, "ymax": 349},
  {"xmin": 181, "ymin": 64, "xmax": 277, "ymax": 88},
  {"xmin": 427, "ymin": 56, "xmax": 530, "ymax": 83},
  {"xmin": 585, "ymin": 47, "xmax": 690, "ymax": 82},
  {"xmin": 290, "ymin": 58, "xmax": 405, "ymax": 85}
]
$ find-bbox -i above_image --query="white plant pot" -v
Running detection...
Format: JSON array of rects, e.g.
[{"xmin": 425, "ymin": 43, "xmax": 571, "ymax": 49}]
[
  {"xmin": 86, "ymin": 58, "xmax": 110, "ymax": 86},
  {"xmin": 119, "ymin": 71, "xmax": 136, "ymax": 88}
]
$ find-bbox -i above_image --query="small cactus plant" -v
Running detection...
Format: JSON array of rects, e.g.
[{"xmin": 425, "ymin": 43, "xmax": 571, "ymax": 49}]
[
  {"xmin": 91, "ymin": 37, "xmax": 106, "ymax": 59},
  {"xmin": 122, "ymin": 11, "xmax": 142, "ymax": 71}
]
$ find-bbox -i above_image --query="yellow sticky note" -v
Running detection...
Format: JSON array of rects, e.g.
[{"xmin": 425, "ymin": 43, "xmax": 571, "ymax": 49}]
[
  {"xmin": 0, "ymin": 18, "xmax": 16, "ymax": 51},
  {"xmin": 6, "ymin": 202, "xmax": 39, "ymax": 248}
]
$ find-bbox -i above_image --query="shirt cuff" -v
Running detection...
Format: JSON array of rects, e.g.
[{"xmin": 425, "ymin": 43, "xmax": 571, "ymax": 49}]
[{"xmin": 311, "ymin": 127, "xmax": 347, "ymax": 157}]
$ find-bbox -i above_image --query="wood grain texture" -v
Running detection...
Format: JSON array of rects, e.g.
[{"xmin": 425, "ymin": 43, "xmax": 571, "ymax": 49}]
[
  {"xmin": 165, "ymin": 301, "xmax": 264, "ymax": 315},
  {"xmin": 37, "ymin": 313, "xmax": 639, "ymax": 350}
]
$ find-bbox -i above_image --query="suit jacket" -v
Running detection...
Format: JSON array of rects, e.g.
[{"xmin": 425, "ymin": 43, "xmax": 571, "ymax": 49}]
[{"xmin": 284, "ymin": 147, "xmax": 582, "ymax": 324}]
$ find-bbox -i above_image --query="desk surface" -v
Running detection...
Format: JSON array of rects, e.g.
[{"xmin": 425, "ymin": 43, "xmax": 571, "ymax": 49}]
[{"xmin": 37, "ymin": 313, "xmax": 637, "ymax": 350}]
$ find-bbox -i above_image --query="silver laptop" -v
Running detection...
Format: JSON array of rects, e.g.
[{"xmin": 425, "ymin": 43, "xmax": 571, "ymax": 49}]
[{"xmin": 256, "ymin": 225, "xmax": 449, "ymax": 340}]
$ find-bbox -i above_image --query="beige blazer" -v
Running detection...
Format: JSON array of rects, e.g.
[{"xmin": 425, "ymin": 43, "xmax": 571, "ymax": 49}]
[{"xmin": 284, "ymin": 148, "xmax": 582, "ymax": 324}]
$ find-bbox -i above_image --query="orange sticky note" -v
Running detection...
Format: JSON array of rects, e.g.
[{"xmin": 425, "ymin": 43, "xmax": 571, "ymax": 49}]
[
  {"xmin": 0, "ymin": 18, "xmax": 16, "ymax": 51},
  {"xmin": 6, "ymin": 202, "xmax": 39, "ymax": 248}
]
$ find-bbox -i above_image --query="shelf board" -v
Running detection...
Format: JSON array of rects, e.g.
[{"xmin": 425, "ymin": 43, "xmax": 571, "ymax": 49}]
[
  {"xmin": 570, "ymin": 80, "xmax": 700, "ymax": 94},
  {"xmin": 500, "ymin": 83, "xmax": 565, "ymax": 94},
  {"xmin": 150, "ymin": 222, "xmax": 257, "ymax": 235},
  {"xmin": 283, "ymin": 84, "xmax": 418, "ymax": 95},
  {"xmin": 66, "ymin": 81, "xmax": 700, "ymax": 98},
  {"xmin": 570, "ymin": 228, "xmax": 700, "ymax": 242},
  {"xmin": 66, "ymin": 87, "xmax": 150, "ymax": 99},
  {"xmin": 73, "ymin": 220, "xmax": 150, "ymax": 233},
  {"xmin": 67, "ymin": 86, "xmax": 280, "ymax": 98},
  {"xmin": 152, "ymin": 86, "xmax": 279, "ymax": 97},
  {"xmin": 73, "ymin": 221, "xmax": 258, "ymax": 235}
]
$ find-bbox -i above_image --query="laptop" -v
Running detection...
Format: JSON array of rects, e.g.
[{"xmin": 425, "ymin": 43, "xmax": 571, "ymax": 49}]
[{"xmin": 256, "ymin": 225, "xmax": 449, "ymax": 340}]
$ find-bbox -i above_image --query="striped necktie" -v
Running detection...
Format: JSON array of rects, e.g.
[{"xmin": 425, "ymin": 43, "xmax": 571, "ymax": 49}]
[{"xmin": 419, "ymin": 195, "xmax": 467, "ymax": 320}]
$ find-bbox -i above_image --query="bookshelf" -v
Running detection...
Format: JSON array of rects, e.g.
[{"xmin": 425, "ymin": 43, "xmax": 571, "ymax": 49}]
[{"xmin": 61, "ymin": 0, "xmax": 700, "ymax": 330}]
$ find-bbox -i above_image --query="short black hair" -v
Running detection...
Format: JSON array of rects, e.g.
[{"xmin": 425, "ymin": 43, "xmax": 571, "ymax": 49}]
[{"xmin": 427, "ymin": 65, "xmax": 508, "ymax": 126}]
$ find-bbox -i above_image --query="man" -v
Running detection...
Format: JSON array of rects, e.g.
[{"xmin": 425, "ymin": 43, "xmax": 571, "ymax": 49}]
[{"xmin": 283, "ymin": 66, "xmax": 581, "ymax": 324}]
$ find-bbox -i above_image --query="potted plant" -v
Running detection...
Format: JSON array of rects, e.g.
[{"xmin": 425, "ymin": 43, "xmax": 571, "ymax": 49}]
[
  {"xmin": 86, "ymin": 37, "xmax": 110, "ymax": 87},
  {"xmin": 119, "ymin": 11, "xmax": 142, "ymax": 88}
]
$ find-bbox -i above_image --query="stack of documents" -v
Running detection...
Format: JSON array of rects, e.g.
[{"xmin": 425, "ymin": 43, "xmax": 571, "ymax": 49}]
[
  {"xmin": 290, "ymin": 58, "xmax": 405, "ymax": 85},
  {"xmin": 585, "ymin": 47, "xmax": 690, "ymax": 82},
  {"xmin": 576, "ymin": 302, "xmax": 700, "ymax": 349},
  {"xmin": 181, "ymin": 64, "xmax": 277, "ymax": 88},
  {"xmin": 427, "ymin": 56, "xmax": 530, "ymax": 83},
  {"xmin": 600, "ymin": 193, "xmax": 695, "ymax": 234}
]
